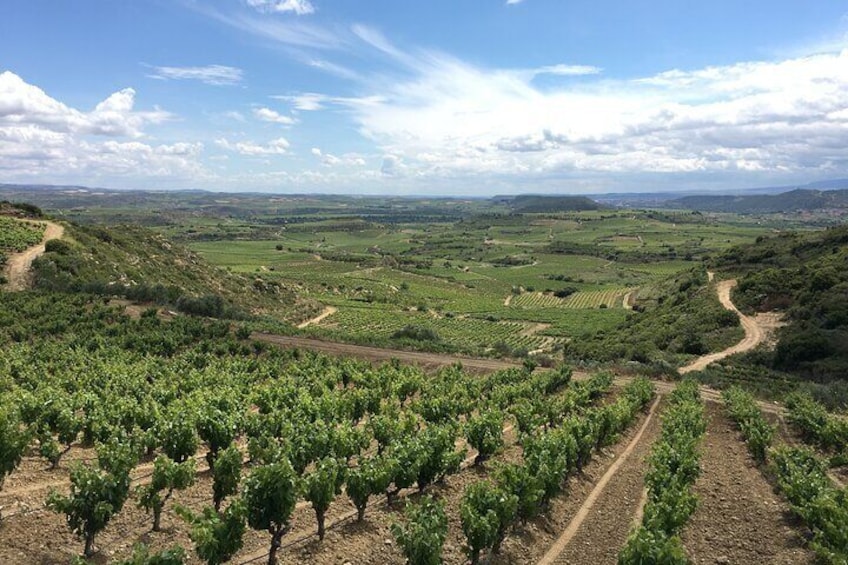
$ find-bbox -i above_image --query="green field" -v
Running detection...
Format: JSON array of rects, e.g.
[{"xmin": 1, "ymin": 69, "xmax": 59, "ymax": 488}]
[{"xmin": 186, "ymin": 208, "xmax": 770, "ymax": 357}]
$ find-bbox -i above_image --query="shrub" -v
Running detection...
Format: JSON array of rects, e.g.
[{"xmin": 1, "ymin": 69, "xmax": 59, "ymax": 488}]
[
  {"xmin": 390, "ymin": 496, "xmax": 448, "ymax": 565},
  {"xmin": 391, "ymin": 325, "xmax": 440, "ymax": 342}
]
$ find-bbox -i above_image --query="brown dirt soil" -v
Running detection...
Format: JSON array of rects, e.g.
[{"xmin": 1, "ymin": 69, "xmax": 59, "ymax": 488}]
[
  {"xmin": 0, "ymin": 389, "xmax": 647, "ymax": 564},
  {"xmin": 534, "ymin": 397, "xmax": 664, "ymax": 565},
  {"xmin": 3, "ymin": 220, "xmax": 64, "ymax": 291},
  {"xmin": 679, "ymin": 402, "xmax": 814, "ymax": 564},
  {"xmin": 252, "ymin": 332, "xmax": 524, "ymax": 374}
]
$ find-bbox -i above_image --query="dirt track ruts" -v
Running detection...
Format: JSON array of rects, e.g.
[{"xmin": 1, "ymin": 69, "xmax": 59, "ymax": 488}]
[
  {"xmin": 3, "ymin": 220, "xmax": 64, "ymax": 291},
  {"xmin": 680, "ymin": 403, "xmax": 814, "ymax": 564},
  {"xmin": 252, "ymin": 332, "xmax": 524, "ymax": 373},
  {"xmin": 535, "ymin": 396, "xmax": 663, "ymax": 565}
]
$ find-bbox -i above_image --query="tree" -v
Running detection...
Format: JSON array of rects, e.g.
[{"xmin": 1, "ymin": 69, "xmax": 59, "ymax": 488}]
[
  {"xmin": 415, "ymin": 425, "xmax": 465, "ymax": 492},
  {"xmin": 303, "ymin": 457, "xmax": 344, "ymax": 540},
  {"xmin": 0, "ymin": 406, "xmax": 29, "ymax": 521},
  {"xmin": 242, "ymin": 460, "xmax": 298, "ymax": 565},
  {"xmin": 137, "ymin": 455, "xmax": 196, "ymax": 531},
  {"xmin": 47, "ymin": 440, "xmax": 138, "ymax": 557},
  {"xmin": 390, "ymin": 496, "xmax": 448, "ymax": 565},
  {"xmin": 212, "ymin": 445, "xmax": 242, "ymax": 512},
  {"xmin": 34, "ymin": 395, "xmax": 82, "ymax": 470},
  {"xmin": 177, "ymin": 502, "xmax": 246, "ymax": 565}
]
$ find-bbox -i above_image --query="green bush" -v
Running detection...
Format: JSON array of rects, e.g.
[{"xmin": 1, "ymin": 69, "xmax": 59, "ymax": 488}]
[{"xmin": 390, "ymin": 496, "xmax": 448, "ymax": 565}]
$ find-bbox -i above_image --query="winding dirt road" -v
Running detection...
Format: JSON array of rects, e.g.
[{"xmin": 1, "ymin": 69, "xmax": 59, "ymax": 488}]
[
  {"xmin": 679, "ymin": 277, "xmax": 765, "ymax": 374},
  {"xmin": 3, "ymin": 220, "xmax": 64, "ymax": 291}
]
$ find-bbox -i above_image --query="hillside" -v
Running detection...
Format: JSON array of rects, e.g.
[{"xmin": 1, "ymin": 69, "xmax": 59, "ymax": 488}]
[
  {"xmin": 667, "ymin": 188, "xmax": 848, "ymax": 213},
  {"xmin": 565, "ymin": 268, "xmax": 743, "ymax": 369},
  {"xmin": 709, "ymin": 225, "xmax": 848, "ymax": 397},
  {"xmin": 506, "ymin": 194, "xmax": 603, "ymax": 213},
  {"xmin": 29, "ymin": 221, "xmax": 319, "ymax": 323}
]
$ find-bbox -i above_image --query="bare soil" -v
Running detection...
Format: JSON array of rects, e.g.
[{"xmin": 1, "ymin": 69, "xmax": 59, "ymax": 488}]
[
  {"xmin": 252, "ymin": 332, "xmax": 524, "ymax": 374},
  {"xmin": 535, "ymin": 398, "xmax": 663, "ymax": 565},
  {"xmin": 0, "ymin": 389, "xmax": 663, "ymax": 565},
  {"xmin": 679, "ymin": 402, "xmax": 814, "ymax": 564}
]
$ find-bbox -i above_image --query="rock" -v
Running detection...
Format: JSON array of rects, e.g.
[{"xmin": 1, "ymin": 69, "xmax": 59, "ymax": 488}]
[{"xmin": 715, "ymin": 557, "xmax": 730, "ymax": 564}]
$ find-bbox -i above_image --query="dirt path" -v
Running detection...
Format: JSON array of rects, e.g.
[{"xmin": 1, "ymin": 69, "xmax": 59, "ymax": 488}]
[
  {"xmin": 680, "ymin": 403, "xmax": 814, "ymax": 564},
  {"xmin": 536, "ymin": 396, "xmax": 663, "ymax": 565},
  {"xmin": 504, "ymin": 293, "xmax": 513, "ymax": 306},
  {"xmin": 621, "ymin": 290, "xmax": 633, "ymax": 310},
  {"xmin": 296, "ymin": 305, "xmax": 337, "ymax": 329},
  {"xmin": 3, "ymin": 220, "xmax": 64, "ymax": 291},
  {"xmin": 679, "ymin": 277, "xmax": 766, "ymax": 374},
  {"xmin": 251, "ymin": 332, "xmax": 523, "ymax": 373}
]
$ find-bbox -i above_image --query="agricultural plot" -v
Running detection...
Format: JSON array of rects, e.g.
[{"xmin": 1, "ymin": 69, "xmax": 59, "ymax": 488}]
[
  {"xmin": 511, "ymin": 288, "xmax": 631, "ymax": 309},
  {"xmin": 311, "ymin": 305, "xmax": 557, "ymax": 354},
  {"xmin": 0, "ymin": 217, "xmax": 44, "ymax": 254},
  {"xmin": 186, "ymin": 209, "xmax": 771, "ymax": 358},
  {"xmin": 0, "ymin": 292, "xmax": 668, "ymax": 565}
]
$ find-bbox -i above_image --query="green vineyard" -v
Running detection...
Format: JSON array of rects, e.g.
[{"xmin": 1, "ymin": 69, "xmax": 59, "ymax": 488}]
[
  {"xmin": 0, "ymin": 217, "xmax": 44, "ymax": 254},
  {"xmin": 511, "ymin": 288, "xmax": 632, "ymax": 309},
  {"xmin": 313, "ymin": 306, "xmax": 559, "ymax": 354}
]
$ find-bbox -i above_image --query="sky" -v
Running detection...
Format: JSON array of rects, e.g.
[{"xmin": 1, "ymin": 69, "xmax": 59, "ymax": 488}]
[{"xmin": 1, "ymin": 0, "xmax": 848, "ymax": 196}]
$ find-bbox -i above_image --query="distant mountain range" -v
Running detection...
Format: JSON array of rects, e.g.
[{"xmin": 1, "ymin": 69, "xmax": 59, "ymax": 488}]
[
  {"xmin": 4, "ymin": 179, "xmax": 848, "ymax": 215},
  {"xmin": 664, "ymin": 188, "xmax": 848, "ymax": 213}
]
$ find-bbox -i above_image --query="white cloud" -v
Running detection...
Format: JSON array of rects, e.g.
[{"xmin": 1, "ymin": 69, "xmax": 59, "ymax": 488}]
[
  {"xmin": 245, "ymin": 0, "xmax": 315, "ymax": 15},
  {"xmin": 216, "ymin": 137, "xmax": 290, "ymax": 155},
  {"xmin": 506, "ymin": 0, "xmax": 526, "ymax": 5},
  {"xmin": 532, "ymin": 64, "xmax": 602, "ymax": 77},
  {"xmin": 0, "ymin": 71, "xmax": 171, "ymax": 138},
  {"xmin": 310, "ymin": 147, "xmax": 366, "ymax": 167},
  {"xmin": 147, "ymin": 64, "xmax": 243, "ymax": 86},
  {"xmin": 253, "ymin": 107, "xmax": 296, "ymax": 125},
  {"xmin": 0, "ymin": 72, "xmax": 208, "ymax": 184},
  {"xmin": 273, "ymin": 93, "xmax": 327, "ymax": 111},
  {"xmin": 326, "ymin": 44, "xmax": 848, "ymax": 184}
]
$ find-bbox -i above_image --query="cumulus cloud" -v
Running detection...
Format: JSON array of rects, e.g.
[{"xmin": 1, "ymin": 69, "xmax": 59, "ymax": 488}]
[
  {"xmin": 0, "ymin": 71, "xmax": 205, "ymax": 184},
  {"xmin": 253, "ymin": 107, "xmax": 296, "ymax": 125},
  {"xmin": 0, "ymin": 71, "xmax": 171, "ymax": 137},
  {"xmin": 216, "ymin": 137, "xmax": 290, "ymax": 155},
  {"xmin": 147, "ymin": 64, "xmax": 244, "ymax": 86},
  {"xmin": 246, "ymin": 0, "xmax": 315, "ymax": 15}
]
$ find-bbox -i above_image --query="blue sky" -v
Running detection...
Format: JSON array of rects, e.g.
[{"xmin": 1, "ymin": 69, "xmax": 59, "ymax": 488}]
[{"xmin": 1, "ymin": 0, "xmax": 847, "ymax": 195}]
